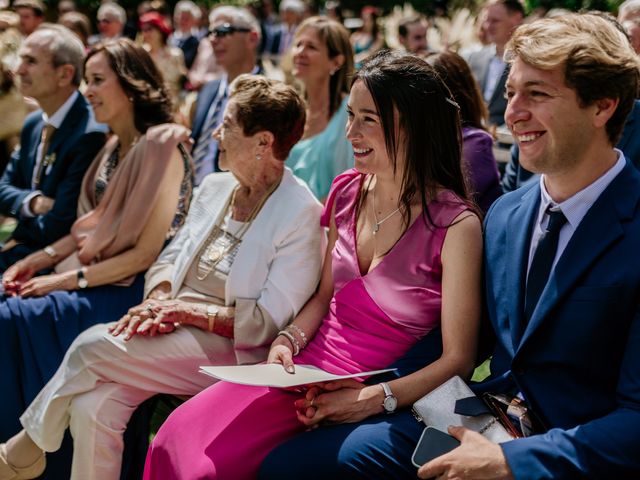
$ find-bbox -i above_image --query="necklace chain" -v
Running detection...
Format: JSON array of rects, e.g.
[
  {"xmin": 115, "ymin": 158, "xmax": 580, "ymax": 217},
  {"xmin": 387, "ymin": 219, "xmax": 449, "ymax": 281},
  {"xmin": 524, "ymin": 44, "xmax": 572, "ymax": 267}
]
[
  {"xmin": 196, "ymin": 179, "xmax": 281, "ymax": 280},
  {"xmin": 371, "ymin": 182, "xmax": 400, "ymax": 235}
]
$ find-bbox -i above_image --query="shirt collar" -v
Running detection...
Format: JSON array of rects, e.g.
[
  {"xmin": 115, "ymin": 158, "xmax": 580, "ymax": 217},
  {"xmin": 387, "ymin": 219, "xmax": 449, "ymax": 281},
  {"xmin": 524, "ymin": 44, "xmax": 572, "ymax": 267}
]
[
  {"xmin": 42, "ymin": 90, "xmax": 79, "ymax": 129},
  {"xmin": 538, "ymin": 149, "xmax": 626, "ymax": 229}
]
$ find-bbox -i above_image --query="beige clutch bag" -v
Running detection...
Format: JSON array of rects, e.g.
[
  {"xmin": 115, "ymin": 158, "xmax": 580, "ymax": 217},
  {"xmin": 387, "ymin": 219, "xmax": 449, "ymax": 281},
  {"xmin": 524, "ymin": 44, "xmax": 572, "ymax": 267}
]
[{"xmin": 411, "ymin": 375, "xmax": 514, "ymax": 443}]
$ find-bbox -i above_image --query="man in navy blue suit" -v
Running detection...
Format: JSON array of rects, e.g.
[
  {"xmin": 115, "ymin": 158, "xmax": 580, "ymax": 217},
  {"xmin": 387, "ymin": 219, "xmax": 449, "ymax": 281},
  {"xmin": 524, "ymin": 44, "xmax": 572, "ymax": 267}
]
[
  {"xmin": 419, "ymin": 13, "xmax": 640, "ymax": 479},
  {"xmin": 190, "ymin": 6, "xmax": 261, "ymax": 185},
  {"xmin": 0, "ymin": 25, "xmax": 105, "ymax": 271}
]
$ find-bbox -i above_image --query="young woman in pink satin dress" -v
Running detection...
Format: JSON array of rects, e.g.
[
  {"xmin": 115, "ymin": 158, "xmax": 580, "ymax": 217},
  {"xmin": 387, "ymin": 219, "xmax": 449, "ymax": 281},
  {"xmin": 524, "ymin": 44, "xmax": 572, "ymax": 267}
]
[{"xmin": 144, "ymin": 50, "xmax": 484, "ymax": 480}]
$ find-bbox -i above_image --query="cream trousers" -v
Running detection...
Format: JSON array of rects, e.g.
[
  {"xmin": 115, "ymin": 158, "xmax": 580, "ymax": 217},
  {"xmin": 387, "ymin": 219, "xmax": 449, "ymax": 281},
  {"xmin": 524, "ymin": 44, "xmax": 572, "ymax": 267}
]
[{"xmin": 20, "ymin": 323, "xmax": 238, "ymax": 480}]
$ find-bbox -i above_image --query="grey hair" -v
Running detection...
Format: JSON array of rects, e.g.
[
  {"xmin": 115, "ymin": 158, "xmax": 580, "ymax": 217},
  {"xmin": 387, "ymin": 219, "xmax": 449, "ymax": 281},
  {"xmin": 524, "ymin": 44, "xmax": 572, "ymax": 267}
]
[
  {"xmin": 34, "ymin": 24, "xmax": 85, "ymax": 86},
  {"xmin": 209, "ymin": 6, "xmax": 261, "ymax": 43},
  {"xmin": 174, "ymin": 0, "xmax": 200, "ymax": 20},
  {"xmin": 97, "ymin": 2, "xmax": 126, "ymax": 25}
]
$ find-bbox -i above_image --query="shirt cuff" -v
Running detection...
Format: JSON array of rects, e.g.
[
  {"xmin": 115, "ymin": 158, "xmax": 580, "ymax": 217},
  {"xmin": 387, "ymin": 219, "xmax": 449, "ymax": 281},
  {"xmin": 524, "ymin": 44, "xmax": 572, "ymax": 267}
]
[{"xmin": 21, "ymin": 191, "xmax": 43, "ymax": 218}]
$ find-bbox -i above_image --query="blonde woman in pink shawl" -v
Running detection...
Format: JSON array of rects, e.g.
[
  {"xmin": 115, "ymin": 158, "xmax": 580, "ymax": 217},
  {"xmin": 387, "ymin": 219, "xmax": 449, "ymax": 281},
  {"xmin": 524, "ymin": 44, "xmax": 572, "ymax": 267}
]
[{"xmin": 0, "ymin": 37, "xmax": 193, "ymax": 470}]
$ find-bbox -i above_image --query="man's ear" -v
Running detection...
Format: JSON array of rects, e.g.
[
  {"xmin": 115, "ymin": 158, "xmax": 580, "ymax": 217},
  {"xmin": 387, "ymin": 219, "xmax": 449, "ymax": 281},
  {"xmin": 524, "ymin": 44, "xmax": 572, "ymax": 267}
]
[
  {"xmin": 248, "ymin": 30, "xmax": 259, "ymax": 49},
  {"xmin": 593, "ymin": 97, "xmax": 619, "ymax": 129},
  {"xmin": 57, "ymin": 64, "xmax": 75, "ymax": 88}
]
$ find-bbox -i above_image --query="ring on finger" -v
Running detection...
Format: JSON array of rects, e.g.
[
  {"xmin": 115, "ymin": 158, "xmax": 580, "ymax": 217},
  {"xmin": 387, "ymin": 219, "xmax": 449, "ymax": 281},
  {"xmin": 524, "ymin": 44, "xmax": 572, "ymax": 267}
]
[{"xmin": 310, "ymin": 396, "xmax": 316, "ymax": 408}]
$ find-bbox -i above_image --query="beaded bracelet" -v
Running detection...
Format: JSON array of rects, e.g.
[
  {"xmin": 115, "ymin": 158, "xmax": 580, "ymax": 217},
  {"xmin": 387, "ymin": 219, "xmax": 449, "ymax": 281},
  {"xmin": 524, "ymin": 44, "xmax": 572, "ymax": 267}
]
[
  {"xmin": 277, "ymin": 330, "xmax": 300, "ymax": 356},
  {"xmin": 286, "ymin": 324, "xmax": 308, "ymax": 349}
]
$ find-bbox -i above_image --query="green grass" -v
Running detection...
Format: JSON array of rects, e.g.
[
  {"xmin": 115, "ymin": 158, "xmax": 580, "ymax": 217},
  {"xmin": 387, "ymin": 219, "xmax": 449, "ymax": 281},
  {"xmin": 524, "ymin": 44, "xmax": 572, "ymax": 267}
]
[
  {"xmin": 471, "ymin": 358, "xmax": 491, "ymax": 383},
  {"xmin": 0, "ymin": 219, "xmax": 16, "ymax": 243}
]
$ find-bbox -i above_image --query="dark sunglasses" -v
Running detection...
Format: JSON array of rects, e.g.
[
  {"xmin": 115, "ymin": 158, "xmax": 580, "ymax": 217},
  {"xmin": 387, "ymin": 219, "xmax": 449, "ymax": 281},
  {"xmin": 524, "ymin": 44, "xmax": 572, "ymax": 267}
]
[{"xmin": 208, "ymin": 23, "xmax": 251, "ymax": 38}]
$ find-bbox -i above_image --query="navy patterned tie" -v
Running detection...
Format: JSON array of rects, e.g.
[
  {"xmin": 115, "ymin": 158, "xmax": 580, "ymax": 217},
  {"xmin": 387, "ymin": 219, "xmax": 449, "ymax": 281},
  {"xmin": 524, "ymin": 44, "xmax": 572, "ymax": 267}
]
[{"xmin": 524, "ymin": 207, "xmax": 568, "ymax": 322}]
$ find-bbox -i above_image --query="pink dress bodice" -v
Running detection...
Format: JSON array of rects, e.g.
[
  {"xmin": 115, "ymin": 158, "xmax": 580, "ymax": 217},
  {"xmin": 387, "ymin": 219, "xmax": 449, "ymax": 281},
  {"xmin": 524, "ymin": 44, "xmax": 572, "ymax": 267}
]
[{"xmin": 298, "ymin": 170, "xmax": 471, "ymax": 374}]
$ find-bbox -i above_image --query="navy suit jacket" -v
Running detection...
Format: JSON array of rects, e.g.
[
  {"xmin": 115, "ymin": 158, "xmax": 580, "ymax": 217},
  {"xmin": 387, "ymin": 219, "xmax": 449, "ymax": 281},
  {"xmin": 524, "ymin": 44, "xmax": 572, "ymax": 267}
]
[
  {"xmin": 480, "ymin": 162, "xmax": 640, "ymax": 479},
  {"xmin": 468, "ymin": 46, "xmax": 509, "ymax": 126},
  {"xmin": 0, "ymin": 93, "xmax": 106, "ymax": 250}
]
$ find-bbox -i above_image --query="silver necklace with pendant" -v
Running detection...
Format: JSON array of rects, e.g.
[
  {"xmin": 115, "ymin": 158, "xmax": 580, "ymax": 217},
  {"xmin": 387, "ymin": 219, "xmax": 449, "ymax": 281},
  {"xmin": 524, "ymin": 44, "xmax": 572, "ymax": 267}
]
[{"xmin": 371, "ymin": 186, "xmax": 400, "ymax": 235}]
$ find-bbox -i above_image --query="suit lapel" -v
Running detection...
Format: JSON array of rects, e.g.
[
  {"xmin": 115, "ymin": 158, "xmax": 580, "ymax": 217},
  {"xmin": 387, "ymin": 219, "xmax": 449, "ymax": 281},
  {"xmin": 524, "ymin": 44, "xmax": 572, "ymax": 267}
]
[
  {"xmin": 517, "ymin": 164, "xmax": 640, "ymax": 351},
  {"xmin": 505, "ymin": 184, "xmax": 540, "ymax": 349}
]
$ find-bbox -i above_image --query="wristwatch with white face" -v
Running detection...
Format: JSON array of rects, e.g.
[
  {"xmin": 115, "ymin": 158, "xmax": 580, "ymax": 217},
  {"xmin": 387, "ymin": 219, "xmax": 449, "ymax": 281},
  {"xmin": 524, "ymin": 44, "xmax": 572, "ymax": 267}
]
[
  {"xmin": 380, "ymin": 382, "xmax": 397, "ymax": 414},
  {"xmin": 76, "ymin": 268, "xmax": 88, "ymax": 289}
]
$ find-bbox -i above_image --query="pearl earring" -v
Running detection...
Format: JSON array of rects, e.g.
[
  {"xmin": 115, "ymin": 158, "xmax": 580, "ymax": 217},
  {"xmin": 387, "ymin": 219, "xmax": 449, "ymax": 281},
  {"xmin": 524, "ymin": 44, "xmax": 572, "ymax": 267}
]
[{"xmin": 256, "ymin": 154, "xmax": 262, "ymax": 161}]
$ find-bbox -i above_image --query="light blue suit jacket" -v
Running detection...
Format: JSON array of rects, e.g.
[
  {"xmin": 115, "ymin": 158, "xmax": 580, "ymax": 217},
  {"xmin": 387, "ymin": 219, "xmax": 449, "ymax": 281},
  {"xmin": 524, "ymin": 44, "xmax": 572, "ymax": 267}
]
[{"xmin": 480, "ymin": 161, "xmax": 640, "ymax": 478}]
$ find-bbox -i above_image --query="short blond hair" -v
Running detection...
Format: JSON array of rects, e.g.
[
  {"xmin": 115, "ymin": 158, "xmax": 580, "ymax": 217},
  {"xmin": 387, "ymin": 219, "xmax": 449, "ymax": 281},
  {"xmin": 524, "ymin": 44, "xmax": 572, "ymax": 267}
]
[{"xmin": 505, "ymin": 13, "xmax": 640, "ymax": 144}]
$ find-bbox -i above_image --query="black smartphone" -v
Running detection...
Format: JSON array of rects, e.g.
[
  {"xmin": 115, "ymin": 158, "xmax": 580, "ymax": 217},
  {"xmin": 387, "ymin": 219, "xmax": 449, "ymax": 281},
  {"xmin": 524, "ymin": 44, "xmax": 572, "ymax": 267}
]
[{"xmin": 411, "ymin": 427, "xmax": 461, "ymax": 468}]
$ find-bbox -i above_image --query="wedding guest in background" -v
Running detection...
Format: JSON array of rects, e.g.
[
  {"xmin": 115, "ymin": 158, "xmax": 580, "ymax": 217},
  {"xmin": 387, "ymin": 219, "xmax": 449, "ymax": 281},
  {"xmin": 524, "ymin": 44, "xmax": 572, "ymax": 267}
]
[
  {"xmin": 0, "ymin": 25, "xmax": 105, "ymax": 270},
  {"xmin": 59, "ymin": 12, "xmax": 92, "ymax": 48},
  {"xmin": 56, "ymin": 0, "xmax": 76, "ymax": 19},
  {"xmin": 13, "ymin": 0, "xmax": 44, "ymax": 37},
  {"xmin": 0, "ymin": 38, "xmax": 193, "ymax": 477},
  {"xmin": 285, "ymin": 16, "xmax": 354, "ymax": 200},
  {"xmin": 189, "ymin": 6, "xmax": 261, "ymax": 184},
  {"xmin": 168, "ymin": 0, "xmax": 202, "ymax": 70},
  {"xmin": 89, "ymin": 3, "xmax": 125, "ymax": 46},
  {"xmin": 0, "ymin": 74, "xmax": 322, "ymax": 480},
  {"xmin": 262, "ymin": 0, "xmax": 305, "ymax": 61},
  {"xmin": 427, "ymin": 51, "xmax": 502, "ymax": 212},
  {"xmin": 139, "ymin": 11, "xmax": 187, "ymax": 106},
  {"xmin": 351, "ymin": 6, "xmax": 384, "ymax": 69},
  {"xmin": 397, "ymin": 15, "xmax": 429, "ymax": 55},
  {"xmin": 467, "ymin": 0, "xmax": 524, "ymax": 127},
  {"xmin": 145, "ymin": 50, "xmax": 482, "ymax": 480}
]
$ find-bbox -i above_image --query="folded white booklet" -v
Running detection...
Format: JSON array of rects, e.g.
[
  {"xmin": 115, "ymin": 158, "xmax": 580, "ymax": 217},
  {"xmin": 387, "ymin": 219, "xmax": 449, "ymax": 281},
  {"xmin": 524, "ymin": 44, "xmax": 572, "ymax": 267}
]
[{"xmin": 199, "ymin": 364, "xmax": 396, "ymax": 388}]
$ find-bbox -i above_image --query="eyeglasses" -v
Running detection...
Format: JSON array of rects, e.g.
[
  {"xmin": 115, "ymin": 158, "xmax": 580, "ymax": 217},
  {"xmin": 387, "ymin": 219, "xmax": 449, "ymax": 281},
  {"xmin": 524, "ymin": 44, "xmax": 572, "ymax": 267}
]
[
  {"xmin": 208, "ymin": 23, "xmax": 251, "ymax": 38},
  {"xmin": 98, "ymin": 18, "xmax": 113, "ymax": 24}
]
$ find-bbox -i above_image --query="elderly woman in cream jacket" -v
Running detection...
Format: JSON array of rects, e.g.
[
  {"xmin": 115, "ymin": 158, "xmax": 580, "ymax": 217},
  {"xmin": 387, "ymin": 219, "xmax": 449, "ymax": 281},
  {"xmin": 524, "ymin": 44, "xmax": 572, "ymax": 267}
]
[{"xmin": 0, "ymin": 76, "xmax": 323, "ymax": 480}]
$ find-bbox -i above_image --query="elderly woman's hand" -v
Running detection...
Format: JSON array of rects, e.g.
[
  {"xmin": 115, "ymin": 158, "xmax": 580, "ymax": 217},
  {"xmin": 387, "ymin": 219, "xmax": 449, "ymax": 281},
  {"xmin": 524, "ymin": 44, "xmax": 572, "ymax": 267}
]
[
  {"xmin": 294, "ymin": 380, "xmax": 384, "ymax": 428},
  {"xmin": 109, "ymin": 299, "xmax": 171, "ymax": 340},
  {"xmin": 268, "ymin": 336, "xmax": 296, "ymax": 374}
]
